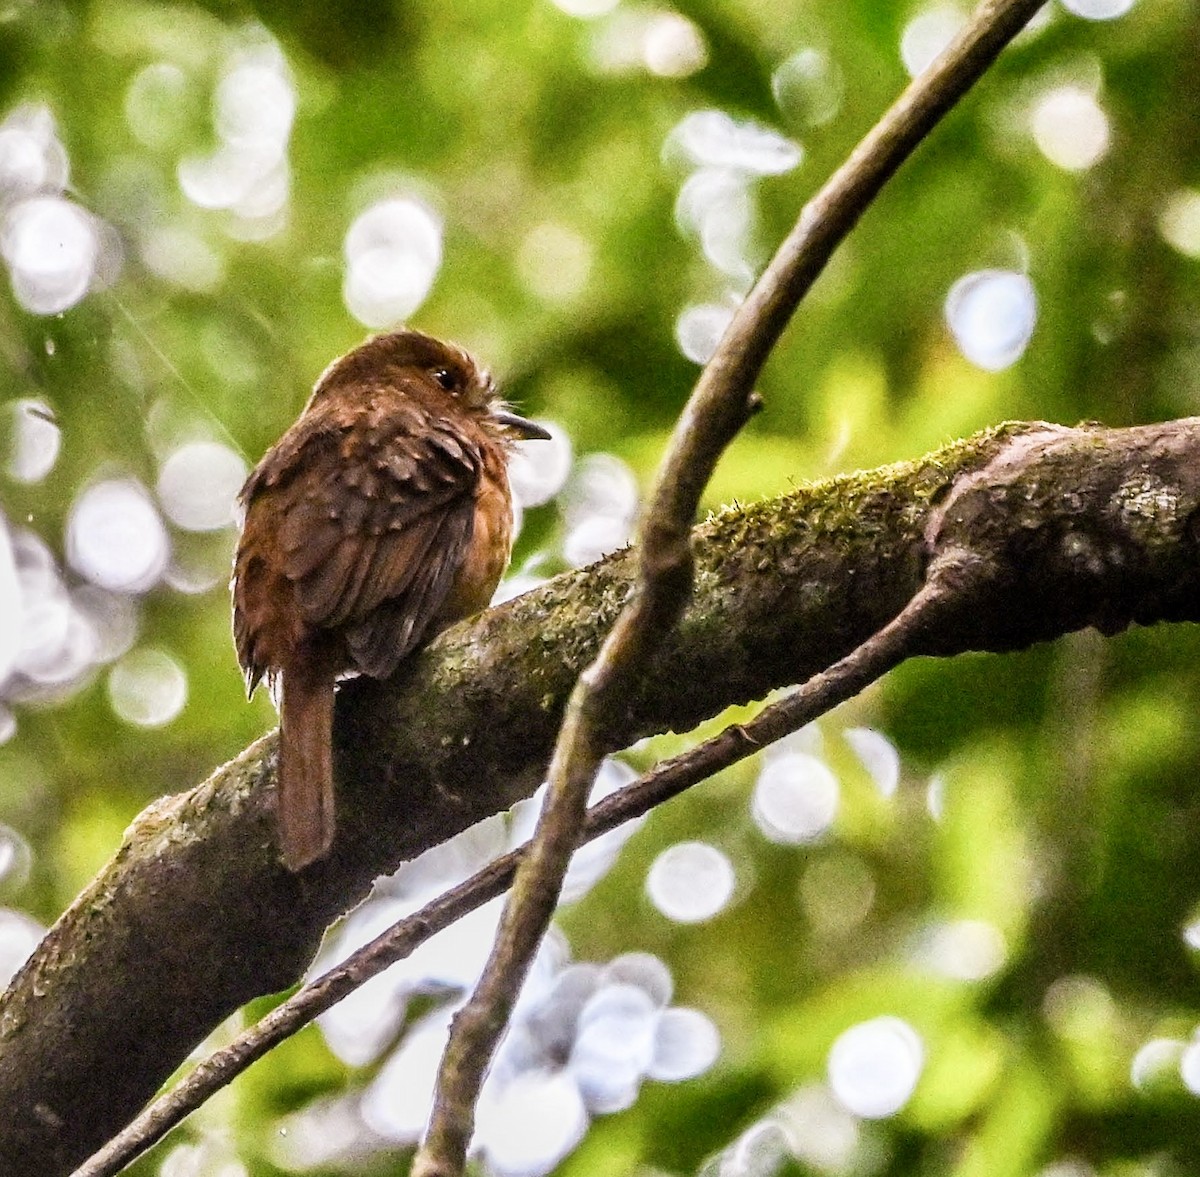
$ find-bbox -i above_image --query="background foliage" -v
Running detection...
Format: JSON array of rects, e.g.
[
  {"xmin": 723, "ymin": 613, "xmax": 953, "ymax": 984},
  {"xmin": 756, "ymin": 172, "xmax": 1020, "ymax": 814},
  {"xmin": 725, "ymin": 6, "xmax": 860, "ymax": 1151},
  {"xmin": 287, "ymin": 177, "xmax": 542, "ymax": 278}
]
[{"xmin": 1, "ymin": 0, "xmax": 1199, "ymax": 1174}]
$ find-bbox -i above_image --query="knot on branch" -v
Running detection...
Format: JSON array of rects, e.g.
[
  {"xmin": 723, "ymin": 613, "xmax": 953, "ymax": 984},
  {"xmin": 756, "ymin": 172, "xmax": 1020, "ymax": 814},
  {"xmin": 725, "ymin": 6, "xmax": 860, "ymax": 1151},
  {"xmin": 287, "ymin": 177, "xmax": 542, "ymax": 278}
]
[{"xmin": 918, "ymin": 420, "xmax": 1200, "ymax": 652}]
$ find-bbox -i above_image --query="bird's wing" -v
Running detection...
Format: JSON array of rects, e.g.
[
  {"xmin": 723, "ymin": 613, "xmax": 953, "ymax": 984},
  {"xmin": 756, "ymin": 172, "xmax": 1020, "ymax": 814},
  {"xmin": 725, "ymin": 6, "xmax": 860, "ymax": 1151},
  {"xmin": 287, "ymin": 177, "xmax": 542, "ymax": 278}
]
[{"xmin": 236, "ymin": 396, "xmax": 482, "ymax": 680}]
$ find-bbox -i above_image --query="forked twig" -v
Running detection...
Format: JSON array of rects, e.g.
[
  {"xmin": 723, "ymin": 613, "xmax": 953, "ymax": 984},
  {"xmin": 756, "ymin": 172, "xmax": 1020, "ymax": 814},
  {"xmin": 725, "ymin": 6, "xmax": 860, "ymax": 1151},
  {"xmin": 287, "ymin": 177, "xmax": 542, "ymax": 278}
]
[{"xmin": 411, "ymin": 2, "xmax": 1048, "ymax": 1173}]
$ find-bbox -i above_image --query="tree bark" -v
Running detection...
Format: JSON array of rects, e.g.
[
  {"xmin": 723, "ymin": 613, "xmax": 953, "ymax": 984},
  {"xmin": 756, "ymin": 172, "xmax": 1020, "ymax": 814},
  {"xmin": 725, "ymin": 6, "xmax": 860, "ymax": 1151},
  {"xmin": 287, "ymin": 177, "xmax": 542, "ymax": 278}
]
[{"xmin": 3, "ymin": 418, "xmax": 1200, "ymax": 1175}]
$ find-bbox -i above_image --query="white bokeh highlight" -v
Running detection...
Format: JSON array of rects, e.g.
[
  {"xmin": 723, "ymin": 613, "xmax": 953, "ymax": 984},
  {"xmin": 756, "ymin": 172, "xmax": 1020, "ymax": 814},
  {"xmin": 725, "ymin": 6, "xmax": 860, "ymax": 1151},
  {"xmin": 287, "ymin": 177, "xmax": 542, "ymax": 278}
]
[
  {"xmin": 676, "ymin": 301, "xmax": 736, "ymax": 364},
  {"xmin": 643, "ymin": 12, "xmax": 708, "ymax": 77},
  {"xmin": 752, "ymin": 751, "xmax": 839, "ymax": 844},
  {"xmin": 1159, "ymin": 189, "xmax": 1200, "ymax": 259},
  {"xmin": 670, "ymin": 110, "xmax": 802, "ymax": 175},
  {"xmin": 945, "ymin": 269, "xmax": 1037, "ymax": 371},
  {"xmin": 666, "ymin": 107, "xmax": 802, "ymax": 308},
  {"xmin": 568, "ymin": 760, "xmax": 647, "ymax": 901},
  {"xmin": 1061, "ymin": 0, "xmax": 1136, "ymax": 18},
  {"xmin": 356, "ymin": 937, "xmax": 717, "ymax": 1174},
  {"xmin": 67, "ymin": 479, "xmax": 171, "ymax": 593},
  {"xmin": 828, "ymin": 1016, "xmax": 924, "ymax": 1119},
  {"xmin": 71, "ymin": 585, "xmax": 139, "ymax": 664},
  {"xmin": 1130, "ymin": 1037, "xmax": 1184, "ymax": 1092},
  {"xmin": 561, "ymin": 452, "xmax": 639, "ymax": 567},
  {"xmin": 5, "ymin": 399, "xmax": 60, "ymax": 483},
  {"xmin": 156, "ymin": 441, "xmax": 247, "ymax": 531},
  {"xmin": 649, "ymin": 1007, "xmax": 721, "ymax": 1081},
  {"xmin": 646, "ymin": 841, "xmax": 736, "ymax": 923},
  {"xmin": 702, "ymin": 1121, "xmax": 790, "ymax": 1177},
  {"xmin": 178, "ymin": 37, "xmax": 295, "ymax": 227},
  {"xmin": 588, "ymin": 9, "xmax": 706, "ymax": 77},
  {"xmin": 926, "ymin": 771, "xmax": 947, "ymax": 821},
  {"xmin": 1031, "ymin": 85, "xmax": 1110, "ymax": 171},
  {"xmin": 1183, "ymin": 916, "xmax": 1200, "ymax": 952},
  {"xmin": 360, "ymin": 1010, "xmax": 451, "ymax": 1138},
  {"xmin": 1180, "ymin": 1038, "xmax": 1200, "ymax": 1095},
  {"xmin": 317, "ymin": 755, "xmax": 647, "ymax": 1079},
  {"xmin": 0, "ymin": 823, "xmax": 32, "ymax": 895},
  {"xmin": 0, "ymin": 104, "xmax": 68, "ymax": 197},
  {"xmin": 844, "ymin": 727, "xmax": 900, "ymax": 797},
  {"xmin": 476, "ymin": 1069, "xmax": 590, "ymax": 1177},
  {"xmin": 10, "ymin": 529, "xmax": 75, "ymax": 688},
  {"xmin": 508, "ymin": 761, "xmax": 648, "ymax": 906},
  {"xmin": 0, "ymin": 519, "xmax": 22, "ymax": 688},
  {"xmin": 570, "ymin": 982, "xmax": 659, "ymax": 1112},
  {"xmin": 779, "ymin": 1085, "xmax": 862, "ymax": 1172},
  {"xmin": 0, "ymin": 103, "xmax": 111, "ymax": 316},
  {"xmin": 506, "ymin": 421, "xmax": 572, "ymax": 509},
  {"xmin": 918, "ymin": 918, "xmax": 1007, "ymax": 981},
  {"xmin": 606, "ymin": 951, "xmax": 673, "ymax": 1005},
  {"xmin": 676, "ymin": 168, "xmax": 755, "ymax": 280},
  {"xmin": 0, "ymin": 907, "xmax": 44, "ymax": 990},
  {"xmin": 108, "ymin": 647, "xmax": 187, "ymax": 727},
  {"xmin": 900, "ymin": 5, "xmax": 967, "ymax": 77},
  {"xmin": 772, "ymin": 48, "xmax": 845, "ymax": 128},
  {"xmin": 343, "ymin": 197, "xmax": 443, "ymax": 328},
  {"xmin": 2, "ymin": 196, "xmax": 100, "ymax": 314}
]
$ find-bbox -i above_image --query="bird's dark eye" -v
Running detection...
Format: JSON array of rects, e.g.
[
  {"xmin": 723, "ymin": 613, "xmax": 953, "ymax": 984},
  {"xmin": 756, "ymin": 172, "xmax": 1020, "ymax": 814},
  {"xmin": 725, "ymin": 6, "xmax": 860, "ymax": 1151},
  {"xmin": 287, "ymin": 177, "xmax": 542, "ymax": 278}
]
[{"xmin": 433, "ymin": 368, "xmax": 457, "ymax": 392}]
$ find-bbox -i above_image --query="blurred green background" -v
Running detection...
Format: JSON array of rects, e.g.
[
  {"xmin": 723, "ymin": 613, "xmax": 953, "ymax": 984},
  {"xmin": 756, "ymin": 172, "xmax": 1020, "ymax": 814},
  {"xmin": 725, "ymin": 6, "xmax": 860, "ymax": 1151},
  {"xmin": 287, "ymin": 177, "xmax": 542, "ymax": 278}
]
[{"xmin": 1, "ymin": 0, "xmax": 1199, "ymax": 1174}]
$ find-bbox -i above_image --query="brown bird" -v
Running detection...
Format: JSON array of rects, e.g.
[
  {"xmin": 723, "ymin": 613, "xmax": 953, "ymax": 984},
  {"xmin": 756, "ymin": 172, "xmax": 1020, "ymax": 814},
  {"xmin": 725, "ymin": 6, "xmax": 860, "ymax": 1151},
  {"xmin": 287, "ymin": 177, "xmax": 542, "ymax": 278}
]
[{"xmin": 232, "ymin": 330, "xmax": 550, "ymax": 872}]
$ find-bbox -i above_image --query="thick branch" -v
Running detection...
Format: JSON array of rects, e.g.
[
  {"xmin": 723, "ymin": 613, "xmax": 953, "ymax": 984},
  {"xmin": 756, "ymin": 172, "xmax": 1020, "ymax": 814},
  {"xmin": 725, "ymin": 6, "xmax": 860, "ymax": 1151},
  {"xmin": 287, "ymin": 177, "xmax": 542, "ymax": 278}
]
[
  {"xmin": 4, "ymin": 419, "xmax": 1200, "ymax": 1174},
  {"xmin": 79, "ymin": 547, "xmax": 976, "ymax": 1177}
]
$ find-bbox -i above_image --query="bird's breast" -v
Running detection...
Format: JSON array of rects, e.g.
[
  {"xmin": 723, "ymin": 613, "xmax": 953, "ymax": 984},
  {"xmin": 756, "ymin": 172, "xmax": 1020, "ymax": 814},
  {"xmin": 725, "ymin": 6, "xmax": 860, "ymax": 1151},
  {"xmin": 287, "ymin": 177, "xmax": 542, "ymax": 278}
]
[{"xmin": 437, "ymin": 468, "xmax": 515, "ymax": 626}]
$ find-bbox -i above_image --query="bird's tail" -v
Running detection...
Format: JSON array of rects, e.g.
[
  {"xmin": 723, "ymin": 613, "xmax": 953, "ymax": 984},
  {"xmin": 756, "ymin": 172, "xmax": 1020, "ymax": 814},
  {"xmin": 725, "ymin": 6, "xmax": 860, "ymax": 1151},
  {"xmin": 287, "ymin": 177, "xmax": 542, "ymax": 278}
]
[{"xmin": 278, "ymin": 667, "xmax": 336, "ymax": 871}]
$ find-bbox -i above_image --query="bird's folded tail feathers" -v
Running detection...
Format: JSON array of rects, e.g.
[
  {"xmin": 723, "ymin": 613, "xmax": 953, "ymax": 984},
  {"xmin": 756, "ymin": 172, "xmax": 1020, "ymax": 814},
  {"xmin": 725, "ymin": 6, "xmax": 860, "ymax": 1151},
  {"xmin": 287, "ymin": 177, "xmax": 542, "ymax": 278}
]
[{"xmin": 278, "ymin": 668, "xmax": 335, "ymax": 871}]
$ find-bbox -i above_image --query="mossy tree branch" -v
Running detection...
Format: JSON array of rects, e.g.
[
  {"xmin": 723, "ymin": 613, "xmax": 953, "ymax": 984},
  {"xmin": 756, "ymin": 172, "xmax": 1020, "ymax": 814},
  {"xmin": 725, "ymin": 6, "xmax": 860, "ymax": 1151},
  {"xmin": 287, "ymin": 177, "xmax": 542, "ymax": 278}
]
[{"xmin": 2, "ymin": 418, "xmax": 1200, "ymax": 1175}]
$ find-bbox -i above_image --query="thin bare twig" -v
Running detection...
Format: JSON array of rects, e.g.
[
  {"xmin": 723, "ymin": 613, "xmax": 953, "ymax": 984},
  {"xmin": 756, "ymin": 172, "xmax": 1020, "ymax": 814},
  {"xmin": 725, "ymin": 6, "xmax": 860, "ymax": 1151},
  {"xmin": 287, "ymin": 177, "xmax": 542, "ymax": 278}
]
[
  {"xmin": 411, "ymin": 1, "xmax": 1048, "ymax": 1173},
  {"xmin": 72, "ymin": 537, "xmax": 981, "ymax": 1177}
]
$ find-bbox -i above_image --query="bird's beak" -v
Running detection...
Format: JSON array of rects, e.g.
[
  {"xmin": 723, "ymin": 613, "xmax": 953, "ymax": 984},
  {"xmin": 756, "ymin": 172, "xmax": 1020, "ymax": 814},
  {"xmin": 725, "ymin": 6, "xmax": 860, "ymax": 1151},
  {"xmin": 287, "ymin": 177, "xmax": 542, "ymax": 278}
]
[{"xmin": 492, "ymin": 409, "xmax": 552, "ymax": 441}]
